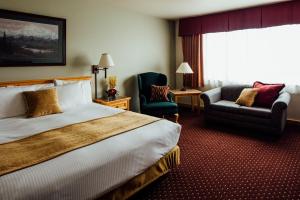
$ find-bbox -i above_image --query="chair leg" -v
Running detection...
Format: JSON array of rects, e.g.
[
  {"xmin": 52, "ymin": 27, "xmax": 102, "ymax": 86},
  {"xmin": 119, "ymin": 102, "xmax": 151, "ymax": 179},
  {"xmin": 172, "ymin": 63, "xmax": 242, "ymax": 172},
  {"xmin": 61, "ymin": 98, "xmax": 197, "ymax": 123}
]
[{"xmin": 174, "ymin": 113, "xmax": 179, "ymax": 123}]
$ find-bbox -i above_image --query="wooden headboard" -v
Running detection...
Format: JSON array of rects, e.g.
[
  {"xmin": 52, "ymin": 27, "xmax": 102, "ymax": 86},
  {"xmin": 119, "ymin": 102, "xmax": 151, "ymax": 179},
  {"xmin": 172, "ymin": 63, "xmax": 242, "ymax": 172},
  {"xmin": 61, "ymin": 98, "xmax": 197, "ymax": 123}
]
[{"xmin": 0, "ymin": 76, "xmax": 92, "ymax": 87}]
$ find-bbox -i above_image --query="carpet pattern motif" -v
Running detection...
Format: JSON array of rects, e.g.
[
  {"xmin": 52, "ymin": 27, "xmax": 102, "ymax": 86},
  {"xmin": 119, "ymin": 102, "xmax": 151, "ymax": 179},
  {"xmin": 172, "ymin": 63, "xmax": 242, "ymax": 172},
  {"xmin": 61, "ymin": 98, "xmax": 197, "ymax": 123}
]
[{"xmin": 130, "ymin": 110, "xmax": 300, "ymax": 200}]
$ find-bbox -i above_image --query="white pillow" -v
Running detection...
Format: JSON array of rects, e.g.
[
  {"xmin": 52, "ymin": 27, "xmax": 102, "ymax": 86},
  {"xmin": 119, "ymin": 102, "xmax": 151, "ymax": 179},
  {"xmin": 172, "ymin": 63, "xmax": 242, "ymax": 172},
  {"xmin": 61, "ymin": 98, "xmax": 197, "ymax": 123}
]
[
  {"xmin": 0, "ymin": 87, "xmax": 26, "ymax": 119},
  {"xmin": 0, "ymin": 83, "xmax": 55, "ymax": 119},
  {"xmin": 54, "ymin": 80, "xmax": 69, "ymax": 86},
  {"xmin": 54, "ymin": 79, "xmax": 92, "ymax": 104},
  {"xmin": 0, "ymin": 83, "xmax": 54, "ymax": 119},
  {"xmin": 56, "ymin": 82, "xmax": 91, "ymax": 111}
]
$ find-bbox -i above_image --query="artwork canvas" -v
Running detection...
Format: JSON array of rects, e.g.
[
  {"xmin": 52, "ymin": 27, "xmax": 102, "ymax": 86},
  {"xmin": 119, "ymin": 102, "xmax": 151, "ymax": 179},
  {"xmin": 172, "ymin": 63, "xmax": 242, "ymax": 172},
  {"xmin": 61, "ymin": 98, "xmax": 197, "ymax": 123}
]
[{"xmin": 0, "ymin": 9, "xmax": 66, "ymax": 66}]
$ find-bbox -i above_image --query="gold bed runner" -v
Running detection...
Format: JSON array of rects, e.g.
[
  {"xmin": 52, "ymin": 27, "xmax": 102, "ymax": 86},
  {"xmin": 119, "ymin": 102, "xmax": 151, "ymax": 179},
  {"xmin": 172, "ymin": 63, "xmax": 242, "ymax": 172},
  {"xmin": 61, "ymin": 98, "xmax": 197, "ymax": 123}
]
[{"xmin": 0, "ymin": 111, "xmax": 160, "ymax": 176}]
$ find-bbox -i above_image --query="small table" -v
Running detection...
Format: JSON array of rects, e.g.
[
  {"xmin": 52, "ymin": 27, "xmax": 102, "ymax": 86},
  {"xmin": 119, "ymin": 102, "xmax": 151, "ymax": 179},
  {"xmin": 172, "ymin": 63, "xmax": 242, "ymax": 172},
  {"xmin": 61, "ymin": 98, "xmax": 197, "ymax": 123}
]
[
  {"xmin": 93, "ymin": 96, "xmax": 131, "ymax": 110},
  {"xmin": 170, "ymin": 89, "xmax": 202, "ymax": 112}
]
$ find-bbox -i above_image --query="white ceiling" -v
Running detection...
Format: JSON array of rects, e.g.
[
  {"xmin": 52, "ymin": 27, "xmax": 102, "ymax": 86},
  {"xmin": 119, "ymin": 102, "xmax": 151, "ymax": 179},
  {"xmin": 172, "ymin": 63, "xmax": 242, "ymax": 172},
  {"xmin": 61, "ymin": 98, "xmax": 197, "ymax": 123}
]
[{"xmin": 105, "ymin": 0, "xmax": 289, "ymax": 19}]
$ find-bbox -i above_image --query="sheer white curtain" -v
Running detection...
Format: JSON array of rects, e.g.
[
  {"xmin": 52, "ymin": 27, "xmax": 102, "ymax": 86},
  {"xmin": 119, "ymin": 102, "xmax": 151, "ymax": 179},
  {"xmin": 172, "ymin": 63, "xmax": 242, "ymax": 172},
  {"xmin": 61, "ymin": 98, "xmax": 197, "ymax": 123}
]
[{"xmin": 203, "ymin": 25, "xmax": 300, "ymax": 93}]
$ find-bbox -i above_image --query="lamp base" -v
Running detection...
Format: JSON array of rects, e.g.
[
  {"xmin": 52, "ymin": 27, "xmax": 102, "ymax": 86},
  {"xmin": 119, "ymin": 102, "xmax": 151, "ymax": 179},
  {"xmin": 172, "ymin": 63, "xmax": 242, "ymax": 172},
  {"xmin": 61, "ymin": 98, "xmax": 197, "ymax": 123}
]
[{"xmin": 180, "ymin": 87, "xmax": 187, "ymax": 91}]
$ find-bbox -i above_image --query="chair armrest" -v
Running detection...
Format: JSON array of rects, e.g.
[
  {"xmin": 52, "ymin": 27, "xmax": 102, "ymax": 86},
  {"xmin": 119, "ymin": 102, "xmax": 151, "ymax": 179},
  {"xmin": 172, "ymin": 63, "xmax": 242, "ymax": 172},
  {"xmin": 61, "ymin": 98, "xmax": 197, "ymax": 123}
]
[
  {"xmin": 140, "ymin": 95, "xmax": 147, "ymax": 106},
  {"xmin": 201, "ymin": 87, "xmax": 221, "ymax": 107},
  {"xmin": 271, "ymin": 92, "xmax": 291, "ymax": 113},
  {"xmin": 167, "ymin": 92, "xmax": 174, "ymax": 102}
]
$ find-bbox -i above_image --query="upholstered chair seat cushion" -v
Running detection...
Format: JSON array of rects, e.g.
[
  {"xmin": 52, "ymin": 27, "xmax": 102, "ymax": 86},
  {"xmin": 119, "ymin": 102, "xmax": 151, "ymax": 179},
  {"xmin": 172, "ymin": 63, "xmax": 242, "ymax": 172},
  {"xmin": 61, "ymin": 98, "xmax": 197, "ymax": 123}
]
[{"xmin": 142, "ymin": 102, "xmax": 178, "ymax": 115}]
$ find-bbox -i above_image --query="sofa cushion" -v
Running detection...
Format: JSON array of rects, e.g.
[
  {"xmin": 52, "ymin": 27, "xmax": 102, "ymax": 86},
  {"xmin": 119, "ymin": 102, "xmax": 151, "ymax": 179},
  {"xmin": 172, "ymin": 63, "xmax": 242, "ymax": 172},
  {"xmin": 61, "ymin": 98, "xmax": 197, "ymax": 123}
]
[
  {"xmin": 221, "ymin": 85, "xmax": 250, "ymax": 101},
  {"xmin": 235, "ymin": 88, "xmax": 259, "ymax": 107},
  {"xmin": 253, "ymin": 81, "xmax": 285, "ymax": 108},
  {"xmin": 210, "ymin": 100, "xmax": 271, "ymax": 118}
]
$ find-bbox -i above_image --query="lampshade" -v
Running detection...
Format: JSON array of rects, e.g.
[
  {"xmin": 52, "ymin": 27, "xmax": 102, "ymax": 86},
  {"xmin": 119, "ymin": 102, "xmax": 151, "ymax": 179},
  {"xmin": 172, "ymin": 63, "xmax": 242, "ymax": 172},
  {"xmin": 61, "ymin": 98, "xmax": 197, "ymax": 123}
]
[
  {"xmin": 176, "ymin": 62, "xmax": 193, "ymax": 74},
  {"xmin": 99, "ymin": 53, "xmax": 114, "ymax": 68}
]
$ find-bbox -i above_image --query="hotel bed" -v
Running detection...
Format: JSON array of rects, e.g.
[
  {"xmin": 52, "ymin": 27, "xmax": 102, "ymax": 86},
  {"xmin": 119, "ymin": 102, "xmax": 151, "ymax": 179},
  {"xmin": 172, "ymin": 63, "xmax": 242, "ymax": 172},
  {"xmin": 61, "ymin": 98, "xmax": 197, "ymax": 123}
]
[{"xmin": 0, "ymin": 76, "xmax": 181, "ymax": 200}]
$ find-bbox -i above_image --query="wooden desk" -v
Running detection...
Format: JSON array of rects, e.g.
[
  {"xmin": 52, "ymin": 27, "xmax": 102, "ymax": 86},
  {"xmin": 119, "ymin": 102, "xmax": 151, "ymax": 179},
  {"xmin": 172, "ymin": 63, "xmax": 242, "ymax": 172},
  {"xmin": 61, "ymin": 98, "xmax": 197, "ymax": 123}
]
[
  {"xmin": 170, "ymin": 89, "xmax": 202, "ymax": 111},
  {"xmin": 94, "ymin": 96, "xmax": 131, "ymax": 110}
]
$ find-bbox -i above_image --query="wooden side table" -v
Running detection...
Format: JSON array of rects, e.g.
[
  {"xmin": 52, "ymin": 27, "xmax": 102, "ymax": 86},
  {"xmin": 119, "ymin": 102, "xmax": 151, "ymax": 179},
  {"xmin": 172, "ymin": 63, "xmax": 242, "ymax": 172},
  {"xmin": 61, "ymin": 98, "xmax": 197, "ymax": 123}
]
[
  {"xmin": 93, "ymin": 96, "xmax": 131, "ymax": 110},
  {"xmin": 170, "ymin": 89, "xmax": 202, "ymax": 112}
]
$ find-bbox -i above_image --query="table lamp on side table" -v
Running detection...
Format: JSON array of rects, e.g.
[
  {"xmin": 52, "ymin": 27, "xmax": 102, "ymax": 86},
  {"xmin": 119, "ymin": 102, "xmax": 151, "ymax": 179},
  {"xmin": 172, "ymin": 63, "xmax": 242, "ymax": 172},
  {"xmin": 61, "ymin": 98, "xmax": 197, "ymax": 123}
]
[{"xmin": 176, "ymin": 62, "xmax": 193, "ymax": 91}]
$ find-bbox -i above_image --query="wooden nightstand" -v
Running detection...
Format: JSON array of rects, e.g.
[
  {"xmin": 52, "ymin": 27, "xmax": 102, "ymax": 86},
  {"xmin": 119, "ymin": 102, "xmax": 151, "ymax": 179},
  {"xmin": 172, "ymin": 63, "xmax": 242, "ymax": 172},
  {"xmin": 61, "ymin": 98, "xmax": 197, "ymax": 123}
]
[{"xmin": 93, "ymin": 96, "xmax": 131, "ymax": 110}]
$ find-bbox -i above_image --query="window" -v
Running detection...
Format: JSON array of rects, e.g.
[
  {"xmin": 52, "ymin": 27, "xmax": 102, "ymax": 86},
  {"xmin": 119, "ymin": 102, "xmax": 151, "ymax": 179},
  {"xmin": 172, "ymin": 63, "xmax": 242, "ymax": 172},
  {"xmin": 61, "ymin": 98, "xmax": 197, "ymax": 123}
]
[{"xmin": 203, "ymin": 25, "xmax": 300, "ymax": 93}]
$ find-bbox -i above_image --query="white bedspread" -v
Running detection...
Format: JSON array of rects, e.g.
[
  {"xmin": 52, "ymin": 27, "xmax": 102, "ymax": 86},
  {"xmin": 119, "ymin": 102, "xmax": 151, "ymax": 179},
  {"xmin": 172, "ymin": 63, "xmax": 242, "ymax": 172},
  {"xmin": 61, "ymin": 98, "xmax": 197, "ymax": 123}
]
[{"xmin": 0, "ymin": 103, "xmax": 181, "ymax": 200}]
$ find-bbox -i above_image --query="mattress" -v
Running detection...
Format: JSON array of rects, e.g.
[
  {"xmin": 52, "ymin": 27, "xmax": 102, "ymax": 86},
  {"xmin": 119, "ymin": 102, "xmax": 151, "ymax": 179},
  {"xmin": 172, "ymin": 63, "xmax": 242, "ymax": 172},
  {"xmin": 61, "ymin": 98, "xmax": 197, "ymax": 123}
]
[{"xmin": 0, "ymin": 103, "xmax": 181, "ymax": 200}]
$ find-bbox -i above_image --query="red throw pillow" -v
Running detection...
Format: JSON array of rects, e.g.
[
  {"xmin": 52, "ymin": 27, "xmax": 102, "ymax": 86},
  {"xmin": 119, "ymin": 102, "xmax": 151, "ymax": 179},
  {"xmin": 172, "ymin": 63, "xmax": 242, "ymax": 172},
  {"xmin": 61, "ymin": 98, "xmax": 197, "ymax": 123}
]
[
  {"xmin": 253, "ymin": 81, "xmax": 285, "ymax": 108},
  {"xmin": 150, "ymin": 85, "xmax": 169, "ymax": 102}
]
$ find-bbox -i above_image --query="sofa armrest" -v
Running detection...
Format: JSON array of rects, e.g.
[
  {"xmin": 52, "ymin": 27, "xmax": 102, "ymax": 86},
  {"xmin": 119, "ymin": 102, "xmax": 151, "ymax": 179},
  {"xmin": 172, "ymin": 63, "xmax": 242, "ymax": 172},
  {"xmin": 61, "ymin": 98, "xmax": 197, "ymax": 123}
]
[
  {"xmin": 201, "ymin": 87, "xmax": 221, "ymax": 107},
  {"xmin": 271, "ymin": 92, "xmax": 290, "ymax": 133},
  {"xmin": 271, "ymin": 92, "xmax": 291, "ymax": 113}
]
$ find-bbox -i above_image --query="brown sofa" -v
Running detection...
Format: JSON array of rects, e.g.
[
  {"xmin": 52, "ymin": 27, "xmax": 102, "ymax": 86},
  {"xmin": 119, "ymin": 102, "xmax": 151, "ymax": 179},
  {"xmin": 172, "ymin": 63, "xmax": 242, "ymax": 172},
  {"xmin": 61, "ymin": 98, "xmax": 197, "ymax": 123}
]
[{"xmin": 201, "ymin": 85, "xmax": 291, "ymax": 134}]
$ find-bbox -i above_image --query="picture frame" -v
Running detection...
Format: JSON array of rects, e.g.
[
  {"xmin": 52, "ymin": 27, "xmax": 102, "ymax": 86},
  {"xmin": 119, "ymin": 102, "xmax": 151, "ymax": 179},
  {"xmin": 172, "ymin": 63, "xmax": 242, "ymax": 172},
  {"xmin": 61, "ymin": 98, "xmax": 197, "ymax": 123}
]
[{"xmin": 0, "ymin": 9, "xmax": 66, "ymax": 67}]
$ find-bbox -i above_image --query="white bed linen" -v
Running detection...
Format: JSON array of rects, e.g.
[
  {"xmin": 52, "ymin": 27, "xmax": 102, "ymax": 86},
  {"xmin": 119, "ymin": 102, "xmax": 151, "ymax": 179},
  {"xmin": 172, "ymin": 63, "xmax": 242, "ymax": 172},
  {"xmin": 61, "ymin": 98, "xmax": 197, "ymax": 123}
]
[{"xmin": 0, "ymin": 103, "xmax": 181, "ymax": 200}]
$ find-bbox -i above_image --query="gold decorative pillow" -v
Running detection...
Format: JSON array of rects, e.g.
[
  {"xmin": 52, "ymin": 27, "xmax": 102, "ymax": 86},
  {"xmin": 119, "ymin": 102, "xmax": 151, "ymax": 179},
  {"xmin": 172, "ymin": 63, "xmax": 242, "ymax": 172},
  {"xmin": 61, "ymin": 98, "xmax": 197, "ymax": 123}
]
[
  {"xmin": 236, "ymin": 88, "xmax": 259, "ymax": 107},
  {"xmin": 23, "ymin": 88, "xmax": 62, "ymax": 118}
]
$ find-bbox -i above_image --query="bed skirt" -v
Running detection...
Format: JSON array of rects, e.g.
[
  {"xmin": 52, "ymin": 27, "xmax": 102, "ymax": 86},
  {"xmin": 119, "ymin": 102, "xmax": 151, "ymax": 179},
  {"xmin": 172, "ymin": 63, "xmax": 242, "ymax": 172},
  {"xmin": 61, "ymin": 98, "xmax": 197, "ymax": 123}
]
[{"xmin": 99, "ymin": 145, "xmax": 180, "ymax": 200}]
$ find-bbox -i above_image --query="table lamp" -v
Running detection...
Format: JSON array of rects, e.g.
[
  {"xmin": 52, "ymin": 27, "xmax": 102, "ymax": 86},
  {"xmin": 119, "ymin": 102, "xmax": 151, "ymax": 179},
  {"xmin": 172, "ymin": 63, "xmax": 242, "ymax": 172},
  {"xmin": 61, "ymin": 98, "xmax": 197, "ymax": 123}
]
[{"xmin": 176, "ymin": 62, "xmax": 193, "ymax": 91}]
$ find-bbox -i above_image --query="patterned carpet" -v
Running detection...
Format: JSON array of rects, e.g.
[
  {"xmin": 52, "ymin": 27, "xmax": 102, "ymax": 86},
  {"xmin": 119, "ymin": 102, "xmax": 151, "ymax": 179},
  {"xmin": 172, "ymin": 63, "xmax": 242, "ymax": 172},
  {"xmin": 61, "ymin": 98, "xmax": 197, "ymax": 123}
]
[{"xmin": 130, "ymin": 109, "xmax": 300, "ymax": 200}]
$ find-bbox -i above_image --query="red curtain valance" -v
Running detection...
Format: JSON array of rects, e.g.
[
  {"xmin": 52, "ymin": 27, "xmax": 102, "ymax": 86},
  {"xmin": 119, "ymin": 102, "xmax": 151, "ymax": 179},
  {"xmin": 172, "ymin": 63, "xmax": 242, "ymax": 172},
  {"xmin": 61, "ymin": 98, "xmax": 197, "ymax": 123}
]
[{"xmin": 179, "ymin": 1, "xmax": 300, "ymax": 36}]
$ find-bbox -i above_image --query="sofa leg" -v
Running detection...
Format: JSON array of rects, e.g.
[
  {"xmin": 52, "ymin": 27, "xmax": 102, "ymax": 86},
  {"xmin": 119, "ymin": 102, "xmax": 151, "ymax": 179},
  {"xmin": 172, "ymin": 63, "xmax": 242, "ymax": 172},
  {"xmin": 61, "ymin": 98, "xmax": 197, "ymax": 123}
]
[{"xmin": 174, "ymin": 113, "xmax": 179, "ymax": 123}]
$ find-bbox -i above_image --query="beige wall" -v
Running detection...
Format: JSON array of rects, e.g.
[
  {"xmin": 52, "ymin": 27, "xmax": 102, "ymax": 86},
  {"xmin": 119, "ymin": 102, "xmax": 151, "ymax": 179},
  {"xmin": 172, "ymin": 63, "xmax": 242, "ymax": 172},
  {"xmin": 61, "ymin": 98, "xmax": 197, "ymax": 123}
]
[
  {"xmin": 0, "ymin": 0, "xmax": 176, "ymax": 111},
  {"xmin": 175, "ymin": 20, "xmax": 300, "ymax": 121}
]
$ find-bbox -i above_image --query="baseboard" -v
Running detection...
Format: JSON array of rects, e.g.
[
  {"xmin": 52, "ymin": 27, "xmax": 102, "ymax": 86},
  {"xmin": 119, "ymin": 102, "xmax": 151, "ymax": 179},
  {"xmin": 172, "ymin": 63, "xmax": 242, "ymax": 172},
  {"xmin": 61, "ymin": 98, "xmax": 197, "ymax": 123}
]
[{"xmin": 287, "ymin": 118, "xmax": 300, "ymax": 126}]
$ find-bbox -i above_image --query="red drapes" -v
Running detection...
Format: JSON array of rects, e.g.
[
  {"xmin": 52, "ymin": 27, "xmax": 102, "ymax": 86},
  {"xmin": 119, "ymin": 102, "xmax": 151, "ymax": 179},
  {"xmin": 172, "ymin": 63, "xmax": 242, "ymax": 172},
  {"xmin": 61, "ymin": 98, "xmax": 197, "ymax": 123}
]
[
  {"xmin": 179, "ymin": 1, "xmax": 300, "ymax": 36},
  {"xmin": 293, "ymin": 1, "xmax": 300, "ymax": 23},
  {"xmin": 262, "ymin": 2, "xmax": 292, "ymax": 28},
  {"xmin": 229, "ymin": 7, "xmax": 261, "ymax": 31},
  {"xmin": 182, "ymin": 35, "xmax": 204, "ymax": 88}
]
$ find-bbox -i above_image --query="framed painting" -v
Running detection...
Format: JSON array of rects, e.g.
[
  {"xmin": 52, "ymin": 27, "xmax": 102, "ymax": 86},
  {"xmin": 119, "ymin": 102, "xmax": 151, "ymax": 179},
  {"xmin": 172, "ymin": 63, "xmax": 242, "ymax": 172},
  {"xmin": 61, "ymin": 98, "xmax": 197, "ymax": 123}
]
[{"xmin": 0, "ymin": 9, "xmax": 66, "ymax": 67}]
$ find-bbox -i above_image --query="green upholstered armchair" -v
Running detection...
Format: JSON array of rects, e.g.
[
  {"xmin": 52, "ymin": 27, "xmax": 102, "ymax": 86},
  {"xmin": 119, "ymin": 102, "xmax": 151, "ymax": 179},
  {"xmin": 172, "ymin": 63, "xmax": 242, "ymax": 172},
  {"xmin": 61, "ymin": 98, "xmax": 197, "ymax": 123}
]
[{"xmin": 137, "ymin": 72, "xmax": 179, "ymax": 122}]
